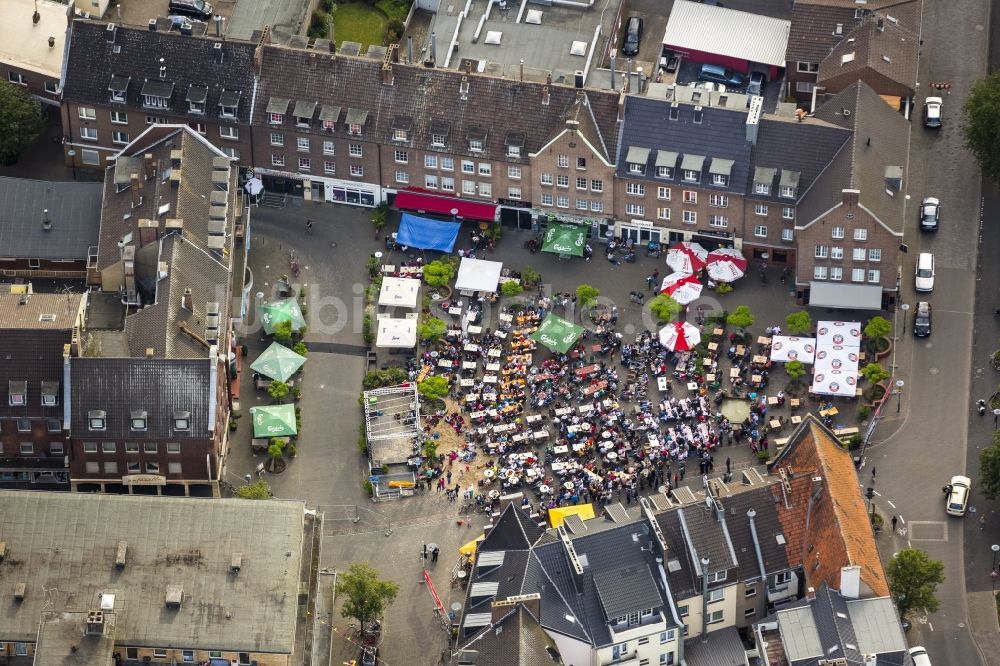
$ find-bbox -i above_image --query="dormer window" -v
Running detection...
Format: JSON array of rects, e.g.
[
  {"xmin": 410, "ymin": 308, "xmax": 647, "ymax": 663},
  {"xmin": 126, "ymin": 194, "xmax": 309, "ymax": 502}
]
[
  {"xmin": 141, "ymin": 79, "xmax": 174, "ymax": 109},
  {"xmin": 219, "ymin": 90, "xmax": 240, "ymax": 119},
  {"xmin": 89, "ymin": 410, "xmax": 107, "ymax": 431},
  {"xmin": 393, "ymin": 129, "xmax": 407, "ymax": 141},
  {"xmin": 8, "ymin": 380, "xmax": 26, "ymax": 406},
  {"xmin": 266, "ymin": 97, "xmax": 290, "ymax": 125},
  {"xmin": 629, "ymin": 163, "xmax": 644, "ymax": 174},
  {"xmin": 270, "ymin": 112, "xmax": 284, "ymax": 124},
  {"xmin": 780, "ymin": 186, "xmax": 795, "ymax": 198},
  {"xmin": 682, "ymin": 169, "xmax": 699, "ymax": 182},
  {"xmin": 130, "ymin": 410, "xmax": 148, "ymax": 431},
  {"xmin": 40, "ymin": 381, "xmax": 59, "ymax": 407},
  {"xmin": 708, "ymin": 157, "xmax": 733, "ymax": 188},
  {"xmin": 432, "ymin": 133, "xmax": 446, "ymax": 147},
  {"xmin": 779, "ymin": 170, "xmax": 801, "ymax": 199},
  {"xmin": 753, "ymin": 167, "xmax": 776, "ymax": 195},
  {"xmin": 108, "ymin": 75, "xmax": 130, "ymax": 103},
  {"xmin": 625, "ymin": 146, "xmax": 649, "ymax": 175},
  {"xmin": 755, "ymin": 182, "xmax": 770, "ymax": 194},
  {"xmin": 293, "ymin": 100, "xmax": 317, "ymax": 128},
  {"xmin": 322, "ymin": 121, "xmax": 335, "ymax": 132},
  {"xmin": 346, "ymin": 108, "xmax": 369, "ymax": 136},
  {"xmin": 349, "ymin": 123, "xmax": 362, "ymax": 135},
  {"xmin": 658, "ymin": 166, "xmax": 673, "ymax": 178},
  {"xmin": 174, "ymin": 410, "xmax": 191, "ymax": 431},
  {"xmin": 319, "ymin": 104, "xmax": 340, "ymax": 132},
  {"xmin": 470, "ymin": 139, "xmax": 483, "ymax": 152},
  {"xmin": 507, "ymin": 145, "xmax": 520, "ymax": 158},
  {"xmin": 186, "ymin": 85, "xmax": 208, "ymax": 114},
  {"xmin": 504, "ymin": 132, "xmax": 524, "ymax": 159}
]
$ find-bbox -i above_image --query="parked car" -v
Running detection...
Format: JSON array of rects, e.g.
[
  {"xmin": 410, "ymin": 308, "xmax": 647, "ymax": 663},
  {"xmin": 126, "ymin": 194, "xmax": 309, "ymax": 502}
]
[
  {"xmin": 914, "ymin": 252, "xmax": 935, "ymax": 292},
  {"xmin": 945, "ymin": 476, "xmax": 971, "ymax": 516},
  {"xmin": 919, "ymin": 196, "xmax": 940, "ymax": 231},
  {"xmin": 746, "ymin": 71, "xmax": 765, "ymax": 97},
  {"xmin": 909, "ymin": 646, "xmax": 932, "ymax": 666},
  {"xmin": 923, "ymin": 97, "xmax": 943, "ymax": 128},
  {"xmin": 913, "ymin": 301, "xmax": 931, "ymax": 337},
  {"xmin": 622, "ymin": 16, "xmax": 643, "ymax": 57},
  {"xmin": 698, "ymin": 64, "xmax": 744, "ymax": 88},
  {"xmin": 168, "ymin": 0, "xmax": 214, "ymax": 19}
]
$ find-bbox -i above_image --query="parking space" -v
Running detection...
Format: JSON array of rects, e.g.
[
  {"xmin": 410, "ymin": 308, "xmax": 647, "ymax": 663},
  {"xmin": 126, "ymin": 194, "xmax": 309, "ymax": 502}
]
[
  {"xmin": 115, "ymin": 0, "xmax": 237, "ymax": 32},
  {"xmin": 617, "ymin": 0, "xmax": 673, "ymax": 71}
]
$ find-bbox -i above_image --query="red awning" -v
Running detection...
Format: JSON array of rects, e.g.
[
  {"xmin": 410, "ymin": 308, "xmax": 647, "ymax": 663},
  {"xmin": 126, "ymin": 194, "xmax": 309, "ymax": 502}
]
[{"xmin": 394, "ymin": 191, "xmax": 497, "ymax": 222}]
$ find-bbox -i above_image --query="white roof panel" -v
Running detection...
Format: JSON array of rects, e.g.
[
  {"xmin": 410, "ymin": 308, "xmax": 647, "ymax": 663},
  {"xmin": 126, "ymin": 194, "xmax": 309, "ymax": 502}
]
[
  {"xmin": 376, "ymin": 318, "xmax": 417, "ymax": 348},
  {"xmin": 378, "ymin": 276, "xmax": 420, "ymax": 309},
  {"xmin": 455, "ymin": 258, "xmax": 503, "ymax": 293},
  {"xmin": 662, "ymin": 0, "xmax": 790, "ymax": 68}
]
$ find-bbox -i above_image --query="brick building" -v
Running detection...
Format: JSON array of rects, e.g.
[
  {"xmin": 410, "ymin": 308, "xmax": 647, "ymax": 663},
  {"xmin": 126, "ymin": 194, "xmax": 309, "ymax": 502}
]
[{"xmin": 0, "ymin": 0, "xmax": 71, "ymax": 108}]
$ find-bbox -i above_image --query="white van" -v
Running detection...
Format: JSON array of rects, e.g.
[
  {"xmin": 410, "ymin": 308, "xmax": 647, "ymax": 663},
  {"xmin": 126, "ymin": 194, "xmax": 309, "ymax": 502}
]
[{"xmin": 915, "ymin": 252, "xmax": 935, "ymax": 292}]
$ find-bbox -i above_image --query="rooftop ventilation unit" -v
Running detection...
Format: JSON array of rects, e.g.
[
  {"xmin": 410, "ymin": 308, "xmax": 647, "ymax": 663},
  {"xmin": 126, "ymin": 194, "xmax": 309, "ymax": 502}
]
[
  {"xmin": 165, "ymin": 585, "xmax": 183, "ymax": 608},
  {"xmin": 115, "ymin": 541, "xmax": 128, "ymax": 569}
]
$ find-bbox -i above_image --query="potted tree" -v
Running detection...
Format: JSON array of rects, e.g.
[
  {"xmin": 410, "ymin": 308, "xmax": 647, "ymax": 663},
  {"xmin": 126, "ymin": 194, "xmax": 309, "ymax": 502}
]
[
  {"xmin": 864, "ymin": 316, "xmax": 893, "ymax": 359},
  {"xmin": 859, "ymin": 362, "xmax": 890, "ymax": 403}
]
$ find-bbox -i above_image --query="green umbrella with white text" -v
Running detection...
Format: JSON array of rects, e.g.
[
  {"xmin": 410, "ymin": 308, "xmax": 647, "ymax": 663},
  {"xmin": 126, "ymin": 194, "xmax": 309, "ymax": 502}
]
[
  {"xmin": 530, "ymin": 314, "xmax": 584, "ymax": 354},
  {"xmin": 250, "ymin": 342, "xmax": 306, "ymax": 382},
  {"xmin": 250, "ymin": 404, "xmax": 298, "ymax": 438}
]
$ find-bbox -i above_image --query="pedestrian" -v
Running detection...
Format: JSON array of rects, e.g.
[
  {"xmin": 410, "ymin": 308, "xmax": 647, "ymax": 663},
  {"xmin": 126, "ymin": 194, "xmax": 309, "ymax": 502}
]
[
  {"xmin": 305, "ymin": 218, "xmax": 313, "ymax": 234},
  {"xmin": 981, "ymin": 514, "xmax": 987, "ymax": 531},
  {"xmin": 447, "ymin": 470, "xmax": 453, "ymax": 485},
  {"xmin": 432, "ymin": 547, "xmax": 440, "ymax": 562},
  {"xmin": 652, "ymin": 269, "xmax": 660, "ymax": 283},
  {"xmin": 871, "ymin": 467, "xmax": 876, "ymax": 480},
  {"xmin": 647, "ymin": 274, "xmax": 655, "ymax": 290},
  {"xmin": 891, "ymin": 515, "xmax": 898, "ymax": 532}
]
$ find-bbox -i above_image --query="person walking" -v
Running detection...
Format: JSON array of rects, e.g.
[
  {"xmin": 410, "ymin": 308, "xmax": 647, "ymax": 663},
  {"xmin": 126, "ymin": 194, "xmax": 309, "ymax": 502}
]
[
  {"xmin": 431, "ymin": 547, "xmax": 440, "ymax": 562},
  {"xmin": 981, "ymin": 514, "xmax": 987, "ymax": 531},
  {"xmin": 305, "ymin": 218, "xmax": 314, "ymax": 234},
  {"xmin": 891, "ymin": 515, "xmax": 898, "ymax": 533},
  {"xmin": 647, "ymin": 274, "xmax": 656, "ymax": 290}
]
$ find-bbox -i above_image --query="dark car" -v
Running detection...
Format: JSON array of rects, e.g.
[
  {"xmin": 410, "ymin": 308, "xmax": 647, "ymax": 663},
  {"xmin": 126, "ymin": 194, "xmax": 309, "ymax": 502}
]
[
  {"xmin": 698, "ymin": 63, "xmax": 744, "ymax": 88},
  {"xmin": 913, "ymin": 301, "xmax": 932, "ymax": 337},
  {"xmin": 919, "ymin": 196, "xmax": 940, "ymax": 230},
  {"xmin": 622, "ymin": 16, "xmax": 643, "ymax": 57},
  {"xmin": 168, "ymin": 0, "xmax": 213, "ymax": 20}
]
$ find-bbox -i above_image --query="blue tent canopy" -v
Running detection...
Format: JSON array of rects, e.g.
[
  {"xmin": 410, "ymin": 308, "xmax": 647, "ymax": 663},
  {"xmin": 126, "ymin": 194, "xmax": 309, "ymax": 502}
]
[{"xmin": 395, "ymin": 213, "xmax": 460, "ymax": 252}]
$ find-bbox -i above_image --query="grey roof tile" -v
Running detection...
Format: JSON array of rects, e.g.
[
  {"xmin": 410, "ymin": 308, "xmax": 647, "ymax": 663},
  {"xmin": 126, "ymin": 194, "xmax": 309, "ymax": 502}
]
[
  {"xmin": 750, "ymin": 116, "xmax": 851, "ymax": 205},
  {"xmin": 720, "ymin": 485, "xmax": 792, "ymax": 581},
  {"xmin": 678, "ymin": 505, "xmax": 737, "ymax": 574},
  {"xmin": 0, "ymin": 177, "xmax": 101, "ymax": 260},
  {"xmin": 0, "ymin": 328, "xmax": 73, "ymax": 420},
  {"xmin": 593, "ymin": 564, "xmax": 661, "ymax": 618}
]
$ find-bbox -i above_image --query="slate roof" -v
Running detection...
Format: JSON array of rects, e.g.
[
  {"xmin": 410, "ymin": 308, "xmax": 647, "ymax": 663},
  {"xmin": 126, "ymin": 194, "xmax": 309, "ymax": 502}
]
[
  {"xmin": 69, "ymin": 356, "xmax": 212, "ymax": 439},
  {"xmin": 593, "ymin": 564, "xmax": 662, "ymax": 618},
  {"xmin": 0, "ymin": 177, "xmax": 101, "ymax": 260},
  {"xmin": 617, "ymin": 96, "xmax": 752, "ymax": 195},
  {"xmin": 479, "ymin": 502, "xmax": 546, "ymax": 552},
  {"xmin": 255, "ymin": 44, "xmax": 621, "ymax": 166},
  {"xmin": 63, "ymin": 21, "xmax": 256, "ymax": 125},
  {"xmin": 656, "ymin": 509, "xmax": 700, "ymax": 598},
  {"xmin": 720, "ymin": 485, "xmax": 792, "ymax": 581},
  {"xmin": 818, "ymin": 13, "xmax": 919, "ymax": 93},
  {"xmin": 678, "ymin": 504, "xmax": 738, "ymax": 576},
  {"xmin": 749, "ymin": 115, "xmax": 851, "ymax": 205},
  {"xmin": 786, "ymin": 2, "xmax": 863, "ymax": 63},
  {"xmin": 453, "ymin": 604, "xmax": 563, "ymax": 666},
  {"xmin": 684, "ymin": 625, "xmax": 749, "ymax": 666},
  {"xmin": 0, "ymin": 327, "xmax": 73, "ymax": 420},
  {"xmin": 798, "ymin": 82, "xmax": 908, "ymax": 233}
]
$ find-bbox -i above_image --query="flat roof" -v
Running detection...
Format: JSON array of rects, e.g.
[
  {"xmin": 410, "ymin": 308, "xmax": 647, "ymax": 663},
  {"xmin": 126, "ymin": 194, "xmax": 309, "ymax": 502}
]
[
  {"xmin": 663, "ymin": 0, "xmax": 790, "ymax": 68},
  {"xmin": 0, "ymin": 0, "xmax": 70, "ymax": 78},
  {"xmin": 0, "ymin": 176, "xmax": 102, "ymax": 260},
  {"xmin": 0, "ymin": 293, "xmax": 84, "ymax": 330},
  {"xmin": 0, "ymin": 491, "xmax": 305, "ymax": 653}
]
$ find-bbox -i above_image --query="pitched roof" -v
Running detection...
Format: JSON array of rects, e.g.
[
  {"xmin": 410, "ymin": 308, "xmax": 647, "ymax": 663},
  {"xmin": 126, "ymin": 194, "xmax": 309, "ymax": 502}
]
[
  {"xmin": 255, "ymin": 44, "xmax": 620, "ymax": 167},
  {"xmin": 453, "ymin": 603, "xmax": 563, "ymax": 666},
  {"xmin": 770, "ymin": 416, "xmax": 890, "ymax": 597},
  {"xmin": 480, "ymin": 503, "xmax": 546, "ymax": 552},
  {"xmin": 720, "ymin": 485, "xmax": 792, "ymax": 581},
  {"xmin": 678, "ymin": 504, "xmax": 738, "ymax": 575},
  {"xmin": 69, "ymin": 356, "xmax": 213, "ymax": 439},
  {"xmin": 0, "ymin": 327, "xmax": 73, "ymax": 420},
  {"xmin": 750, "ymin": 114, "xmax": 851, "ymax": 204},
  {"xmin": 817, "ymin": 13, "xmax": 919, "ymax": 93},
  {"xmin": 63, "ymin": 20, "xmax": 257, "ymax": 124},
  {"xmin": 617, "ymin": 96, "xmax": 752, "ymax": 194},
  {"xmin": 787, "ymin": 3, "xmax": 863, "ymax": 63},
  {"xmin": 798, "ymin": 82, "xmax": 908, "ymax": 233},
  {"xmin": 0, "ymin": 177, "xmax": 102, "ymax": 260}
]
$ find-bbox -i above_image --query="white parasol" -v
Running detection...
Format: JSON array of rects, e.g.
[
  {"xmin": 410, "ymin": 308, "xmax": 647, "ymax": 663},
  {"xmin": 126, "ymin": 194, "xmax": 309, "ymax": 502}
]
[
  {"xmin": 666, "ymin": 242, "xmax": 709, "ymax": 273},
  {"xmin": 705, "ymin": 248, "xmax": 748, "ymax": 283},
  {"xmin": 660, "ymin": 271, "xmax": 703, "ymax": 305},
  {"xmin": 658, "ymin": 321, "xmax": 702, "ymax": 351}
]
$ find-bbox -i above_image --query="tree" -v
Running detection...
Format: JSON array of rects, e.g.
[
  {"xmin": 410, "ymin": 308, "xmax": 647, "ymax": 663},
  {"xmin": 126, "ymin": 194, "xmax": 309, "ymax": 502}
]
[
  {"xmin": 500, "ymin": 281, "xmax": 523, "ymax": 297},
  {"xmin": 336, "ymin": 562, "xmax": 400, "ymax": 630},
  {"xmin": 727, "ymin": 305, "xmax": 755, "ymax": 331},
  {"xmin": 272, "ymin": 320, "xmax": 293, "ymax": 345},
  {"xmin": 963, "ymin": 72, "xmax": 1000, "ymax": 182},
  {"xmin": 859, "ymin": 362, "xmax": 890, "ymax": 385},
  {"xmin": 576, "ymin": 284, "xmax": 600, "ymax": 307},
  {"xmin": 267, "ymin": 439, "xmax": 286, "ymax": 471},
  {"xmin": 0, "ymin": 81, "xmax": 42, "ymax": 165},
  {"xmin": 268, "ymin": 380, "xmax": 290, "ymax": 402},
  {"xmin": 886, "ymin": 548, "xmax": 945, "ymax": 619},
  {"xmin": 864, "ymin": 316, "xmax": 892, "ymax": 340},
  {"xmin": 979, "ymin": 430, "xmax": 1000, "ymax": 500},
  {"xmin": 424, "ymin": 260, "xmax": 456, "ymax": 287},
  {"xmin": 363, "ymin": 367, "xmax": 409, "ymax": 389},
  {"xmin": 234, "ymin": 479, "xmax": 272, "ymax": 499},
  {"xmin": 785, "ymin": 359, "xmax": 806, "ymax": 379},
  {"xmin": 648, "ymin": 293, "xmax": 682, "ymax": 323},
  {"xmin": 293, "ymin": 341, "xmax": 309, "ymax": 356},
  {"xmin": 785, "ymin": 310, "xmax": 812, "ymax": 335},
  {"xmin": 418, "ymin": 375, "xmax": 450, "ymax": 401},
  {"xmin": 417, "ymin": 315, "xmax": 446, "ymax": 341}
]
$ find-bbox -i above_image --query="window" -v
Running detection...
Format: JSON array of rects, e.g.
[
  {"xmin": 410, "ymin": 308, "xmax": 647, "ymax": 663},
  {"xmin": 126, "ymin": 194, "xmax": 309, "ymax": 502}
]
[
  {"xmin": 557, "ymin": 175, "xmax": 570, "ymax": 188},
  {"xmin": 81, "ymin": 149, "xmax": 100, "ymax": 166},
  {"xmin": 350, "ymin": 164, "xmax": 363, "ymax": 177},
  {"xmin": 146, "ymin": 461, "xmax": 160, "ymax": 473},
  {"xmin": 576, "ymin": 157, "xmax": 587, "ymax": 169},
  {"xmin": 710, "ymin": 215, "xmax": 728, "ymax": 228},
  {"xmin": 854, "ymin": 228, "xmax": 868, "ymax": 240},
  {"xmin": 45, "ymin": 80, "xmax": 58, "ymax": 94},
  {"xmin": 441, "ymin": 157, "xmax": 454, "ymax": 171},
  {"xmin": 683, "ymin": 210, "xmax": 697, "ymax": 224},
  {"xmin": 658, "ymin": 187, "xmax": 671, "ymax": 201},
  {"xmin": 104, "ymin": 461, "xmax": 118, "ymax": 474},
  {"xmin": 346, "ymin": 143, "xmax": 363, "ymax": 157},
  {"xmin": 868, "ymin": 269, "xmax": 881, "ymax": 283},
  {"xmin": 831, "ymin": 226, "xmax": 845, "ymax": 239},
  {"xmin": 479, "ymin": 183, "xmax": 492, "ymax": 198},
  {"xmin": 392, "ymin": 128, "xmax": 407, "ymax": 142},
  {"xmin": 831, "ymin": 246, "xmax": 844, "ymax": 259},
  {"xmin": 165, "ymin": 442, "xmax": 181, "ymax": 454},
  {"xmin": 815, "ymin": 266, "xmax": 828, "ymax": 280},
  {"xmin": 576, "ymin": 199, "xmax": 588, "ymax": 210},
  {"xmin": 79, "ymin": 107, "xmax": 96, "ymax": 120},
  {"xmin": 591, "ymin": 201, "xmax": 604, "ymax": 212},
  {"xmin": 271, "ymin": 154, "xmax": 285, "ymax": 167},
  {"xmin": 852, "ymin": 248, "xmax": 866, "ymax": 261},
  {"xmin": 780, "ymin": 185, "xmax": 795, "ymax": 198},
  {"xmin": 441, "ymin": 177, "xmax": 455, "ymax": 191},
  {"xmin": 182, "ymin": 651, "xmax": 194, "ymax": 662},
  {"xmin": 852, "ymin": 268, "xmax": 866, "ymax": 282},
  {"xmin": 110, "ymin": 111, "xmax": 128, "ymax": 124},
  {"xmin": 222, "ymin": 104, "xmax": 238, "ymax": 119},
  {"xmin": 324, "ymin": 161, "xmax": 336, "ymax": 175},
  {"xmin": 7, "ymin": 71, "xmax": 24, "ymax": 85},
  {"xmin": 677, "ymin": 605, "xmax": 689, "ymax": 618},
  {"xmin": 797, "ymin": 61, "xmax": 819, "ymax": 73},
  {"xmin": 712, "ymin": 173, "xmax": 728, "ymax": 186},
  {"xmin": 83, "ymin": 442, "xmax": 98, "ymax": 453},
  {"xmin": 220, "ymin": 126, "xmax": 239, "ymax": 139},
  {"xmin": 190, "ymin": 101, "xmax": 205, "ymax": 115},
  {"xmin": 130, "ymin": 411, "xmax": 147, "ymax": 431},
  {"xmin": 394, "ymin": 170, "xmax": 408, "ymax": 183},
  {"xmin": 432, "ymin": 133, "xmax": 447, "ymax": 147},
  {"xmin": 508, "ymin": 187, "xmax": 522, "ymax": 199},
  {"xmin": 781, "ymin": 228, "xmax": 794, "ymax": 241},
  {"xmin": 424, "ymin": 174, "xmax": 438, "ymax": 189},
  {"xmin": 707, "ymin": 588, "xmax": 725, "ymax": 603},
  {"xmin": 754, "ymin": 182, "xmax": 770, "ymax": 195},
  {"xmin": 591, "ymin": 179, "xmax": 603, "ymax": 192},
  {"xmin": 478, "ymin": 163, "xmax": 491, "ymax": 176},
  {"xmin": 869, "ymin": 248, "xmax": 881, "ymax": 262},
  {"xmin": 660, "ymin": 629, "xmax": 676, "ymax": 644},
  {"xmin": 189, "ymin": 122, "xmax": 206, "ymax": 135},
  {"xmin": 424, "ymin": 154, "xmax": 437, "ymax": 168},
  {"xmin": 745, "ymin": 608, "xmax": 757, "ymax": 618},
  {"xmin": 144, "ymin": 442, "xmax": 158, "ymax": 454},
  {"xmin": 296, "ymin": 137, "xmax": 310, "ymax": 152},
  {"xmin": 269, "ymin": 112, "xmax": 284, "ymax": 124},
  {"xmin": 126, "ymin": 649, "xmax": 139, "ymax": 660},
  {"xmin": 830, "ymin": 266, "xmax": 843, "ymax": 281},
  {"xmin": 88, "ymin": 411, "xmax": 106, "ymax": 430},
  {"xmin": 657, "ymin": 166, "xmax": 673, "ymax": 179},
  {"xmin": 707, "ymin": 610, "xmax": 725, "ymax": 624},
  {"xmin": 298, "ymin": 157, "xmax": 311, "ymax": 171},
  {"xmin": 394, "ymin": 149, "xmax": 408, "ymax": 163},
  {"xmin": 85, "ymin": 461, "xmax": 99, "ymax": 474},
  {"xmin": 125, "ymin": 442, "xmax": 139, "ymax": 453},
  {"xmin": 782, "ymin": 206, "xmax": 794, "ymax": 220},
  {"xmin": 754, "ymin": 203, "xmax": 769, "ymax": 216},
  {"xmin": 112, "ymin": 131, "xmax": 129, "ymax": 145},
  {"xmin": 270, "ymin": 132, "xmax": 284, "ymax": 146},
  {"xmin": 682, "ymin": 169, "xmax": 699, "ymax": 182},
  {"xmin": 15, "ymin": 418, "xmax": 29, "ymax": 432},
  {"xmin": 661, "ymin": 654, "xmax": 675, "ymax": 665},
  {"xmin": 657, "ymin": 208, "xmax": 670, "ymax": 221},
  {"xmin": 576, "ymin": 177, "xmax": 587, "ymax": 190},
  {"xmin": 47, "ymin": 419, "xmax": 61, "ymax": 433},
  {"xmin": 557, "ymin": 154, "xmax": 569, "ymax": 168},
  {"xmin": 80, "ymin": 127, "xmax": 98, "ymax": 141},
  {"xmin": 507, "ymin": 145, "xmax": 521, "ymax": 158},
  {"xmin": 540, "ymin": 193, "xmax": 553, "ymax": 206},
  {"xmin": 814, "ymin": 245, "xmax": 829, "ymax": 258},
  {"xmin": 508, "ymin": 165, "xmax": 521, "ymax": 179},
  {"xmin": 238, "ymin": 654, "xmax": 251, "ymax": 665},
  {"xmin": 469, "ymin": 139, "xmax": 483, "ymax": 152},
  {"xmin": 683, "ymin": 190, "xmax": 697, "ymax": 204},
  {"xmin": 19, "ymin": 442, "xmax": 33, "ymax": 455},
  {"xmin": 709, "ymin": 570, "xmax": 728, "ymax": 583},
  {"xmin": 540, "ymin": 172, "xmax": 553, "ymax": 186},
  {"xmin": 625, "ymin": 203, "xmax": 645, "ymax": 216},
  {"xmin": 775, "ymin": 571, "xmax": 793, "ymax": 585},
  {"xmin": 557, "ymin": 195, "xmax": 570, "ymax": 209},
  {"xmin": 709, "ymin": 194, "xmax": 728, "ymax": 207},
  {"xmin": 462, "ymin": 180, "xmax": 476, "ymax": 195},
  {"xmin": 154, "ymin": 650, "xmax": 168, "ymax": 659},
  {"xmin": 753, "ymin": 224, "xmax": 767, "ymax": 237},
  {"xmin": 461, "ymin": 160, "xmax": 475, "ymax": 174},
  {"xmin": 626, "ymin": 183, "xmax": 646, "ymax": 196},
  {"xmin": 168, "ymin": 462, "xmax": 182, "ymax": 475},
  {"xmin": 745, "ymin": 586, "xmax": 757, "ymax": 598},
  {"xmin": 102, "ymin": 441, "xmax": 116, "ymax": 453}
]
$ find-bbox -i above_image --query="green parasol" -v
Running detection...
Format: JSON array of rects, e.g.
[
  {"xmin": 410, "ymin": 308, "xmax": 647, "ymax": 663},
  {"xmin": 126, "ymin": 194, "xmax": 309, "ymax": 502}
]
[
  {"xmin": 250, "ymin": 404, "xmax": 298, "ymax": 438},
  {"xmin": 530, "ymin": 313, "xmax": 585, "ymax": 354},
  {"xmin": 250, "ymin": 342, "xmax": 306, "ymax": 382},
  {"xmin": 260, "ymin": 298, "xmax": 306, "ymax": 335},
  {"xmin": 541, "ymin": 223, "xmax": 586, "ymax": 257}
]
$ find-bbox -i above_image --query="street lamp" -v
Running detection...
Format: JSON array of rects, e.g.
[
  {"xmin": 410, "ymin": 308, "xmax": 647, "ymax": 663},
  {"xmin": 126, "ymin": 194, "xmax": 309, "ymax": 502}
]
[
  {"xmin": 900, "ymin": 303, "xmax": 910, "ymax": 334},
  {"xmin": 895, "ymin": 380, "xmax": 905, "ymax": 413},
  {"xmin": 993, "ymin": 409, "xmax": 1000, "ymax": 429},
  {"xmin": 992, "ymin": 544, "xmax": 999, "ymax": 570},
  {"xmin": 66, "ymin": 149, "xmax": 76, "ymax": 181}
]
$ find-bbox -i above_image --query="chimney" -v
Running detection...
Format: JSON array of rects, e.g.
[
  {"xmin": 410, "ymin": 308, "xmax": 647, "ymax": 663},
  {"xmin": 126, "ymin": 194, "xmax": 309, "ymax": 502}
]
[
  {"xmin": 840, "ymin": 565, "xmax": 861, "ymax": 599},
  {"xmin": 144, "ymin": 153, "xmax": 155, "ymax": 180},
  {"xmin": 519, "ymin": 59, "xmax": 524, "ymax": 82},
  {"xmin": 430, "ymin": 32, "xmax": 437, "ymax": 64},
  {"xmin": 86, "ymin": 611, "xmax": 104, "ymax": 636},
  {"xmin": 382, "ymin": 62, "xmax": 394, "ymax": 85},
  {"xmin": 214, "ymin": 14, "xmax": 222, "ymax": 37},
  {"xmin": 617, "ymin": 90, "xmax": 625, "ymax": 122},
  {"xmin": 181, "ymin": 287, "xmax": 193, "ymax": 311},
  {"xmin": 542, "ymin": 86, "xmax": 550, "ymax": 106},
  {"xmin": 460, "ymin": 76, "xmax": 469, "ymax": 100},
  {"xmin": 214, "ymin": 42, "xmax": 224, "ymax": 64},
  {"xmin": 610, "ymin": 53, "xmax": 616, "ymax": 90},
  {"xmin": 746, "ymin": 95, "xmax": 762, "ymax": 144},
  {"xmin": 876, "ymin": 17, "xmax": 884, "ymax": 31},
  {"xmin": 148, "ymin": 18, "xmax": 157, "ymax": 31},
  {"xmin": 130, "ymin": 174, "xmax": 142, "ymax": 207},
  {"xmin": 42, "ymin": 209, "xmax": 52, "ymax": 231},
  {"xmin": 106, "ymin": 23, "xmax": 117, "ymax": 43},
  {"xmin": 137, "ymin": 219, "xmax": 158, "ymax": 247},
  {"xmin": 159, "ymin": 58, "xmax": 166, "ymax": 79},
  {"xmin": 574, "ymin": 70, "xmax": 584, "ymax": 88},
  {"xmin": 48, "ymin": 36, "xmax": 55, "ymax": 48},
  {"xmin": 407, "ymin": 35, "xmax": 413, "ymax": 63},
  {"xmin": 145, "ymin": 347, "xmax": 155, "ymax": 358},
  {"xmin": 806, "ymin": 586, "xmax": 816, "ymax": 601}
]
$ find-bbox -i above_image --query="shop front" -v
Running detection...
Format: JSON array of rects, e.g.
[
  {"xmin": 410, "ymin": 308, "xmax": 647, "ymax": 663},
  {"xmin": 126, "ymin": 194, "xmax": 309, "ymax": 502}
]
[
  {"xmin": 613, "ymin": 221, "xmax": 736, "ymax": 251},
  {"xmin": 255, "ymin": 168, "xmax": 380, "ymax": 207},
  {"xmin": 497, "ymin": 198, "xmax": 534, "ymax": 230}
]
